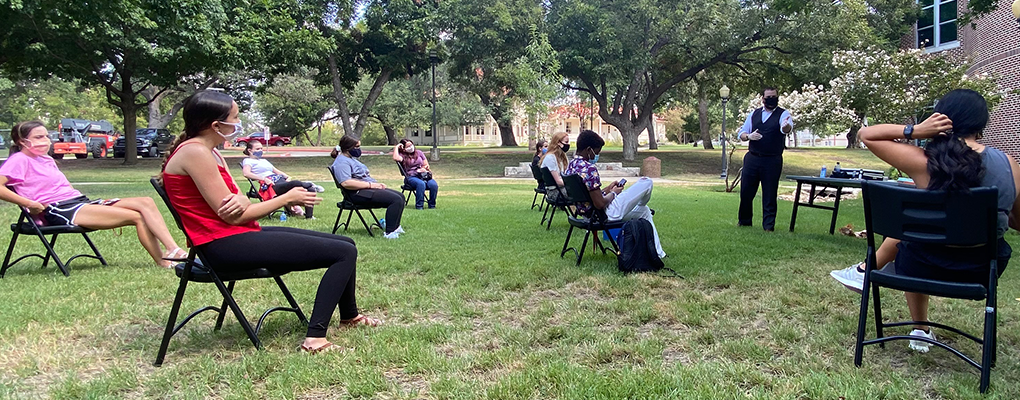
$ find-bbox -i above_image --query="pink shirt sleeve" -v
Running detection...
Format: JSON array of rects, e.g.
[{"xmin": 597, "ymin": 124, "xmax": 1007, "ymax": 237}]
[{"xmin": 0, "ymin": 152, "xmax": 28, "ymax": 185}]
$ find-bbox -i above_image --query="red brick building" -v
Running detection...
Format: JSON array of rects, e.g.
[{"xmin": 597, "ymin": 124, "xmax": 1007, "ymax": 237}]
[{"xmin": 908, "ymin": 0, "xmax": 1019, "ymax": 157}]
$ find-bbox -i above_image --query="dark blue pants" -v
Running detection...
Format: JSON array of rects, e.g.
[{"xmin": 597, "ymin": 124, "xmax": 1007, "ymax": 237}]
[
  {"xmin": 738, "ymin": 152, "xmax": 783, "ymax": 230},
  {"xmin": 405, "ymin": 176, "xmax": 438, "ymax": 209}
]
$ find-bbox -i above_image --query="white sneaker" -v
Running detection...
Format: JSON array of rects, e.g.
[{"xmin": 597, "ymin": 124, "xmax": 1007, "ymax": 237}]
[
  {"xmin": 383, "ymin": 231, "xmax": 400, "ymax": 239},
  {"xmin": 394, "ymin": 225, "xmax": 405, "ymax": 234},
  {"xmin": 830, "ymin": 262, "xmax": 865, "ymax": 293},
  {"xmin": 908, "ymin": 328, "xmax": 936, "ymax": 353},
  {"xmin": 312, "ymin": 184, "xmax": 326, "ymax": 193}
]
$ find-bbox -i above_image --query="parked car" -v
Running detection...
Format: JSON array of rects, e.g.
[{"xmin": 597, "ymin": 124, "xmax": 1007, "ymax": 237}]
[
  {"xmin": 113, "ymin": 128, "xmax": 174, "ymax": 158},
  {"xmin": 234, "ymin": 132, "xmax": 291, "ymax": 147},
  {"xmin": 0, "ymin": 134, "xmax": 6, "ymax": 150}
]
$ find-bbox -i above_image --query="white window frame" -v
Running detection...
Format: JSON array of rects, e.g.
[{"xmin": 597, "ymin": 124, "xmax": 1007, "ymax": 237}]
[{"xmin": 917, "ymin": 0, "xmax": 960, "ymax": 53}]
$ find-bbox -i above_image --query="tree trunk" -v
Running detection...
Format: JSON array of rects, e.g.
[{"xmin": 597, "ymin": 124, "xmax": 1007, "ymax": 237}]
[
  {"xmin": 618, "ymin": 126, "xmax": 637, "ymax": 160},
  {"xmin": 846, "ymin": 114, "xmax": 865, "ymax": 149},
  {"xmin": 351, "ymin": 68, "xmax": 393, "ymax": 140},
  {"xmin": 121, "ymin": 101, "xmax": 138, "ymax": 165},
  {"xmin": 487, "ymin": 101, "xmax": 518, "ymax": 146},
  {"xmin": 647, "ymin": 113, "xmax": 658, "ymax": 150},
  {"xmin": 383, "ymin": 124, "xmax": 398, "ymax": 145},
  {"xmin": 327, "ymin": 54, "xmax": 355, "ymax": 139},
  {"xmin": 697, "ymin": 91, "xmax": 713, "ymax": 150}
]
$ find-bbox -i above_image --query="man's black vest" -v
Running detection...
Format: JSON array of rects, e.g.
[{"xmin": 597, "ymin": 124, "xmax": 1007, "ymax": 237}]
[{"xmin": 748, "ymin": 107, "xmax": 786, "ymax": 157}]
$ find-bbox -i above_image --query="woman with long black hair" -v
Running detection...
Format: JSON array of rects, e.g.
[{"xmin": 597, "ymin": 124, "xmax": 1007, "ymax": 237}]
[
  {"xmin": 830, "ymin": 89, "xmax": 1020, "ymax": 352},
  {"xmin": 161, "ymin": 90, "xmax": 380, "ymax": 353}
]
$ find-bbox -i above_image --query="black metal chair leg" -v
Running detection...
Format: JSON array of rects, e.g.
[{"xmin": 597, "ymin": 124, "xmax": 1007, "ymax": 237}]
[
  {"xmin": 214, "ymin": 281, "xmax": 237, "ymax": 330},
  {"xmin": 332, "ymin": 206, "xmax": 344, "ymax": 234},
  {"xmin": 41, "ymin": 233, "xmax": 70, "ymax": 276},
  {"xmin": 1, "ymin": 231, "xmax": 19, "ymax": 278},
  {"xmin": 872, "ymin": 285, "xmax": 885, "ymax": 348},
  {"xmin": 211, "ymin": 276, "xmax": 261, "ymax": 349},
  {"xmin": 155, "ymin": 272, "xmax": 191, "ymax": 367},
  {"xmin": 41, "ymin": 234, "xmax": 58, "ymax": 268},
  {"xmin": 354, "ymin": 210, "xmax": 375, "ymax": 237},
  {"xmin": 561, "ymin": 225, "xmax": 575, "ymax": 258},
  {"xmin": 531, "ymin": 191, "xmax": 540, "ymax": 209},
  {"xmin": 546, "ymin": 206, "xmax": 557, "ymax": 230},
  {"xmin": 576, "ymin": 230, "xmax": 591, "ymax": 266},
  {"xmin": 854, "ymin": 278, "xmax": 871, "ymax": 367},
  {"xmin": 81, "ymin": 233, "xmax": 107, "ymax": 266},
  {"xmin": 275, "ymin": 276, "xmax": 308, "ymax": 324}
]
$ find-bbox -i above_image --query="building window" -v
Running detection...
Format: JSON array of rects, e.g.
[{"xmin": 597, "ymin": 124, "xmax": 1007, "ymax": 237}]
[
  {"xmin": 917, "ymin": 0, "xmax": 958, "ymax": 50},
  {"xmin": 425, "ymin": 129, "xmax": 432, "ymax": 137},
  {"xmin": 476, "ymin": 127, "xmax": 483, "ymax": 136},
  {"xmin": 412, "ymin": 129, "xmax": 419, "ymax": 137},
  {"xmin": 565, "ymin": 122, "xmax": 572, "ymax": 133}
]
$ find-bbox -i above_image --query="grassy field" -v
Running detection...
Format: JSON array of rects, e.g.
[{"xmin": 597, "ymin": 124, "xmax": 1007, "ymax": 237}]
[{"xmin": 0, "ymin": 148, "xmax": 1016, "ymax": 399}]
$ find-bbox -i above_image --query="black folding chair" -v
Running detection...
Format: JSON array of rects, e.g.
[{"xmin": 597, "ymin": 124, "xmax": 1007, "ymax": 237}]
[
  {"xmin": 396, "ymin": 161, "xmax": 431, "ymax": 206},
  {"xmin": 529, "ymin": 164, "xmax": 547, "ymax": 211},
  {"xmin": 327, "ymin": 166, "xmax": 383, "ymax": 237},
  {"xmin": 540, "ymin": 167, "xmax": 574, "ymax": 230},
  {"xmin": 238, "ymin": 161, "xmax": 283, "ymax": 219},
  {"xmin": 854, "ymin": 181, "xmax": 1000, "ymax": 392},
  {"xmin": 559, "ymin": 174, "xmax": 624, "ymax": 266},
  {"xmin": 149, "ymin": 178, "xmax": 308, "ymax": 366},
  {"xmin": 1, "ymin": 186, "xmax": 106, "ymax": 278}
]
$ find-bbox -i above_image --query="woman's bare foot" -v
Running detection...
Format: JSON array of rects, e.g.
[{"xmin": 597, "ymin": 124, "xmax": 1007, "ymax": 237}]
[{"xmin": 337, "ymin": 314, "xmax": 382, "ymax": 328}]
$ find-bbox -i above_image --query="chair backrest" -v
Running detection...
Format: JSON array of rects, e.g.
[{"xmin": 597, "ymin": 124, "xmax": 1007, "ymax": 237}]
[
  {"xmin": 530, "ymin": 164, "xmax": 545, "ymax": 185},
  {"xmin": 862, "ymin": 181, "xmax": 998, "ymax": 256},
  {"xmin": 540, "ymin": 167, "xmax": 566, "ymax": 196},
  {"xmin": 395, "ymin": 161, "xmax": 409, "ymax": 178},
  {"xmin": 326, "ymin": 165, "xmax": 357, "ymax": 201},
  {"xmin": 561, "ymin": 174, "xmax": 607, "ymax": 220},
  {"xmin": 149, "ymin": 178, "xmax": 194, "ymax": 247}
]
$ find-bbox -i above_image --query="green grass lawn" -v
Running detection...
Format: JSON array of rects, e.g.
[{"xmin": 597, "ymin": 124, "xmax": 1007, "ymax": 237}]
[{"xmin": 0, "ymin": 149, "xmax": 1016, "ymax": 399}]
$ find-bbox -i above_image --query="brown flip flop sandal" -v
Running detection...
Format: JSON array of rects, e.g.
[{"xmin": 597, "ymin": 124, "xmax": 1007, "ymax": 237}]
[
  {"xmin": 337, "ymin": 314, "xmax": 382, "ymax": 328},
  {"xmin": 298, "ymin": 342, "xmax": 346, "ymax": 354}
]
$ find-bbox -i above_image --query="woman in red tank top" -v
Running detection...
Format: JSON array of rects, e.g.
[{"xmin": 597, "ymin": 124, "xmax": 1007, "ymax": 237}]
[{"xmin": 162, "ymin": 91, "xmax": 380, "ymax": 353}]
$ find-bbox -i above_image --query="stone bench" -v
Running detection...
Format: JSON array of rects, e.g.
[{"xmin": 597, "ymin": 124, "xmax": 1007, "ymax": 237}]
[{"xmin": 504, "ymin": 162, "xmax": 640, "ymax": 178}]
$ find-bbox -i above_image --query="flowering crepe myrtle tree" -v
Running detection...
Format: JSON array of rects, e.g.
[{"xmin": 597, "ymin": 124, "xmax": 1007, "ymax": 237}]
[{"xmin": 752, "ymin": 47, "xmax": 1006, "ymax": 148}]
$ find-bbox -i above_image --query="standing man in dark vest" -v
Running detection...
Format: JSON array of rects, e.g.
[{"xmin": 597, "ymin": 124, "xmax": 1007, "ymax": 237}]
[{"xmin": 737, "ymin": 87, "xmax": 794, "ymax": 231}]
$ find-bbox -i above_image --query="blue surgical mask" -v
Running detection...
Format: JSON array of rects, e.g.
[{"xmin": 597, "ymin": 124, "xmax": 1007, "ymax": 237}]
[
  {"xmin": 592, "ymin": 154, "xmax": 600, "ymax": 163},
  {"xmin": 541, "ymin": 148, "xmax": 548, "ymax": 154},
  {"xmin": 349, "ymin": 148, "xmax": 362, "ymax": 158},
  {"xmin": 252, "ymin": 150, "xmax": 263, "ymax": 158}
]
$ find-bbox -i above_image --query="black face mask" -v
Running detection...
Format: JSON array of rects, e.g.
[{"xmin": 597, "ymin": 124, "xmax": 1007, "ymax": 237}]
[
  {"xmin": 561, "ymin": 144, "xmax": 570, "ymax": 152},
  {"xmin": 764, "ymin": 96, "xmax": 779, "ymax": 109},
  {"xmin": 349, "ymin": 148, "xmax": 362, "ymax": 158}
]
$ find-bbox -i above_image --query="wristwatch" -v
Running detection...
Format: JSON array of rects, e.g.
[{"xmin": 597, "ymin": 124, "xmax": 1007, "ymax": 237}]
[{"xmin": 903, "ymin": 124, "xmax": 914, "ymax": 140}]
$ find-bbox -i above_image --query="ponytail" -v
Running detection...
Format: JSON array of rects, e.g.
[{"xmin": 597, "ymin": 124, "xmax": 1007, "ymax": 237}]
[
  {"xmin": 161, "ymin": 90, "xmax": 234, "ymax": 172},
  {"xmin": 924, "ymin": 89, "xmax": 989, "ymax": 192},
  {"xmin": 924, "ymin": 135, "xmax": 984, "ymax": 191}
]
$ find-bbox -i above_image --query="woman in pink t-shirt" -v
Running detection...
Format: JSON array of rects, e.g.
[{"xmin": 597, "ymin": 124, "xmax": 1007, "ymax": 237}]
[{"xmin": 0, "ymin": 121, "xmax": 185, "ymax": 268}]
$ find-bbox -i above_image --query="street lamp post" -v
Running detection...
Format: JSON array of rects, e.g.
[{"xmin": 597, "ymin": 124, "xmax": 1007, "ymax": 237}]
[
  {"xmin": 719, "ymin": 85, "xmax": 730, "ymax": 179},
  {"xmin": 429, "ymin": 50, "xmax": 440, "ymax": 161}
]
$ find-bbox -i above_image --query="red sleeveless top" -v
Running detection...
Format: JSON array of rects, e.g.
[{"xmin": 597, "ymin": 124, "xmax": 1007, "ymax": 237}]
[{"xmin": 162, "ymin": 143, "xmax": 260, "ymax": 246}]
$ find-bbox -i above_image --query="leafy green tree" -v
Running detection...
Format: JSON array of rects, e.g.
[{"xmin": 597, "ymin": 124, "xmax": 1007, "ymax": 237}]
[
  {"xmin": 443, "ymin": 0, "xmax": 559, "ymax": 146},
  {"xmin": 0, "ymin": 77, "xmax": 126, "ymax": 129},
  {"xmin": 255, "ymin": 70, "xmax": 332, "ymax": 141},
  {"xmin": 546, "ymin": 0, "xmax": 916, "ymax": 160}
]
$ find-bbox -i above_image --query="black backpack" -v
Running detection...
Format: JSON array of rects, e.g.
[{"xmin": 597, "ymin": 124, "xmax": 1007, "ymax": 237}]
[{"xmin": 616, "ymin": 219, "xmax": 678, "ymax": 276}]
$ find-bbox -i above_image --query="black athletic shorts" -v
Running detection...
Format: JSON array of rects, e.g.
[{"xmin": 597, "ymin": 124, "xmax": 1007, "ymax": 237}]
[{"xmin": 42, "ymin": 195, "xmax": 120, "ymax": 226}]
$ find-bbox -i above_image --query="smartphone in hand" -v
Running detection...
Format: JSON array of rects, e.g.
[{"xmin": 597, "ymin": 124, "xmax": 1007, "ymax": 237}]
[{"xmin": 617, "ymin": 179, "xmax": 627, "ymax": 187}]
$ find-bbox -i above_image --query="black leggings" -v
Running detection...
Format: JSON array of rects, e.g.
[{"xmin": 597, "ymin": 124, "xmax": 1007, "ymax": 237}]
[
  {"xmin": 349, "ymin": 188, "xmax": 404, "ymax": 234},
  {"xmin": 274, "ymin": 180, "xmax": 315, "ymax": 218},
  {"xmin": 197, "ymin": 226, "xmax": 358, "ymax": 337}
]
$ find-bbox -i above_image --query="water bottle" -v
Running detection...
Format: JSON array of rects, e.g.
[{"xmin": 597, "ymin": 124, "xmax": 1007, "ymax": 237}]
[
  {"xmin": 279, "ymin": 212, "xmax": 287, "ymax": 222},
  {"xmin": 820, "ymin": 165, "xmax": 827, "ymax": 178},
  {"xmin": 379, "ymin": 218, "xmax": 386, "ymax": 230},
  {"xmin": 834, "ymin": 162, "xmax": 841, "ymax": 175}
]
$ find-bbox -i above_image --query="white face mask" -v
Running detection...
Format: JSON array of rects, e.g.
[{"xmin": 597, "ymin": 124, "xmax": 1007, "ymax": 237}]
[{"xmin": 216, "ymin": 121, "xmax": 243, "ymax": 140}]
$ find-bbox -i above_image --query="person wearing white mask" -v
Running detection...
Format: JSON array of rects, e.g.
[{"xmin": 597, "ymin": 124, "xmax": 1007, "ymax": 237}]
[
  {"xmin": 392, "ymin": 139, "xmax": 438, "ymax": 210},
  {"xmin": 0, "ymin": 120, "xmax": 186, "ymax": 268},
  {"xmin": 242, "ymin": 140, "xmax": 324, "ymax": 218}
]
